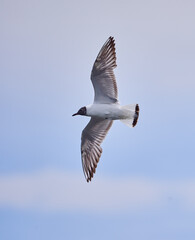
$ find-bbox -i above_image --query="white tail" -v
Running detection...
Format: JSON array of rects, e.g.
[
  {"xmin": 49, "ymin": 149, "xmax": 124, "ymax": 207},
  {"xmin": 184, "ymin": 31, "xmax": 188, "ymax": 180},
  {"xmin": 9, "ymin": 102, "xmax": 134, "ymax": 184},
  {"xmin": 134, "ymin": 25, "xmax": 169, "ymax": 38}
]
[{"xmin": 120, "ymin": 104, "xmax": 139, "ymax": 127}]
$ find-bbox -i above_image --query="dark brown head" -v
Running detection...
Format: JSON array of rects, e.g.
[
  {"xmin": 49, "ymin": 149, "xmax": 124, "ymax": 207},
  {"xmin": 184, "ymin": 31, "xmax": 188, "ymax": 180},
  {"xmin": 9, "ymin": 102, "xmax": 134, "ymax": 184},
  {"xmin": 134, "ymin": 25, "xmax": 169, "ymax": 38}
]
[{"xmin": 72, "ymin": 106, "xmax": 87, "ymax": 116}]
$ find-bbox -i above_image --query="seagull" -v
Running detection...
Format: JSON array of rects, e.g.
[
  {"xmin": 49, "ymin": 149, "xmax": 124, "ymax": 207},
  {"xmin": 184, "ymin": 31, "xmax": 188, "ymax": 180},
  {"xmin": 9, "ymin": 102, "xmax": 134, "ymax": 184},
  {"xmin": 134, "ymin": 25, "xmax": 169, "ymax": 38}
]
[{"xmin": 72, "ymin": 36, "xmax": 139, "ymax": 182}]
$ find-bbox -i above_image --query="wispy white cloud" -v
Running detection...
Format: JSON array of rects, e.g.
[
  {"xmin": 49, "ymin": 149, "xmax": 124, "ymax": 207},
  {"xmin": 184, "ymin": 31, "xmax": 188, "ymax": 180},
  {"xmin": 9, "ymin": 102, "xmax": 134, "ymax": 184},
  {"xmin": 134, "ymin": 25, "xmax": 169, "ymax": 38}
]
[{"xmin": 0, "ymin": 169, "xmax": 195, "ymax": 213}]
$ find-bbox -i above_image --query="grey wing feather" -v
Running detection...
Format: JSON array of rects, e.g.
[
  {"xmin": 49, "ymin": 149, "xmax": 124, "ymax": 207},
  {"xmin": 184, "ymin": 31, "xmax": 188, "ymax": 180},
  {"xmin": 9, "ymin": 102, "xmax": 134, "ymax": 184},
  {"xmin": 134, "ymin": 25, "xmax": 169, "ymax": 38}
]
[
  {"xmin": 81, "ymin": 117, "xmax": 113, "ymax": 182},
  {"xmin": 91, "ymin": 36, "xmax": 118, "ymax": 103}
]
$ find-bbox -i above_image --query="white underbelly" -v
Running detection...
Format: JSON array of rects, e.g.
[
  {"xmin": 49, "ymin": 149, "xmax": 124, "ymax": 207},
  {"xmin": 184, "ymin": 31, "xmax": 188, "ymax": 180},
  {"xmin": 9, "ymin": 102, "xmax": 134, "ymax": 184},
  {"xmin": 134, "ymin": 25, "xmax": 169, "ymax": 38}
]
[{"xmin": 86, "ymin": 104, "xmax": 129, "ymax": 120}]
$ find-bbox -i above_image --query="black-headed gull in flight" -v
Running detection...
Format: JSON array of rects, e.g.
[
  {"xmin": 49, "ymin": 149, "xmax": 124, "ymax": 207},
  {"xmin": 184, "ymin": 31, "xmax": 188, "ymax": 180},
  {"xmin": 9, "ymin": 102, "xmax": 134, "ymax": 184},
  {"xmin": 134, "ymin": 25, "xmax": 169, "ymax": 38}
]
[{"xmin": 73, "ymin": 37, "xmax": 139, "ymax": 182}]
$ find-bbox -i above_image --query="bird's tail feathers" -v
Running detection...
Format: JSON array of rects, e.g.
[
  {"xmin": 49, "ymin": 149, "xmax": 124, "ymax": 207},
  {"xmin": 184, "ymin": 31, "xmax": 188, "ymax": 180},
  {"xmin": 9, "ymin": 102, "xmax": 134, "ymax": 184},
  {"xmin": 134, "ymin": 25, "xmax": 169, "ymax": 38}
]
[{"xmin": 120, "ymin": 104, "xmax": 139, "ymax": 127}]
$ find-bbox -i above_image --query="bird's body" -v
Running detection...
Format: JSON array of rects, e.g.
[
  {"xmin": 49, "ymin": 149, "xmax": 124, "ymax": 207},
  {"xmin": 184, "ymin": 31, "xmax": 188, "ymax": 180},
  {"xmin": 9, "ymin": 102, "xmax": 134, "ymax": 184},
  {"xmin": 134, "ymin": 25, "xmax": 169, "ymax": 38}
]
[
  {"xmin": 86, "ymin": 103, "xmax": 136, "ymax": 121},
  {"xmin": 73, "ymin": 36, "xmax": 139, "ymax": 182}
]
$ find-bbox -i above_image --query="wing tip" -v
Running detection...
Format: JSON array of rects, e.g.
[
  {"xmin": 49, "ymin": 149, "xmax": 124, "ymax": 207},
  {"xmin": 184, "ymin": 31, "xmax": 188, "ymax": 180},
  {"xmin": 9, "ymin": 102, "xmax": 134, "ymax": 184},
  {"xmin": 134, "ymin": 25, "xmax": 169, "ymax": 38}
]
[
  {"xmin": 109, "ymin": 36, "xmax": 117, "ymax": 68},
  {"xmin": 108, "ymin": 36, "xmax": 114, "ymax": 42},
  {"xmin": 99, "ymin": 36, "xmax": 117, "ymax": 68},
  {"xmin": 82, "ymin": 149, "xmax": 102, "ymax": 183},
  {"xmin": 85, "ymin": 166, "xmax": 96, "ymax": 183}
]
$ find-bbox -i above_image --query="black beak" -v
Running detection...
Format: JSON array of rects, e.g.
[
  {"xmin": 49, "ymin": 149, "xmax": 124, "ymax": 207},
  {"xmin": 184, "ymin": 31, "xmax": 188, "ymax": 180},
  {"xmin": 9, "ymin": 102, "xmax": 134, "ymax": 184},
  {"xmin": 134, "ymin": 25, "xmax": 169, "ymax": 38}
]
[{"xmin": 72, "ymin": 112, "xmax": 78, "ymax": 116}]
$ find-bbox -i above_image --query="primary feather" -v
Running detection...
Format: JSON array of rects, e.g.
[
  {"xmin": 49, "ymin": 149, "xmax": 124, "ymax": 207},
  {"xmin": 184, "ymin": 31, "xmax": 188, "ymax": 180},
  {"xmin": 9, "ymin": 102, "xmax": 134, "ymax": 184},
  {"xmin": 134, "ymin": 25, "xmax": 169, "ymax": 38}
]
[
  {"xmin": 81, "ymin": 118, "xmax": 113, "ymax": 182},
  {"xmin": 91, "ymin": 36, "xmax": 118, "ymax": 103}
]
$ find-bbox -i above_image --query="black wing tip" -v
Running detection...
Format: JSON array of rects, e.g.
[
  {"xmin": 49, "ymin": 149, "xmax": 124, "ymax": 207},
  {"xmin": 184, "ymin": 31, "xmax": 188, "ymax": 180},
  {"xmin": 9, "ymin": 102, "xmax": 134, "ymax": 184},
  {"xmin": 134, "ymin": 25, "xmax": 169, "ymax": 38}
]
[
  {"xmin": 132, "ymin": 104, "xmax": 140, "ymax": 127},
  {"xmin": 82, "ymin": 144, "xmax": 104, "ymax": 183},
  {"xmin": 91, "ymin": 36, "xmax": 117, "ymax": 75},
  {"xmin": 107, "ymin": 36, "xmax": 115, "ymax": 48},
  {"xmin": 84, "ymin": 153, "xmax": 101, "ymax": 183},
  {"xmin": 82, "ymin": 156, "xmax": 98, "ymax": 183},
  {"xmin": 108, "ymin": 36, "xmax": 114, "ymax": 42},
  {"xmin": 102, "ymin": 36, "xmax": 115, "ymax": 50},
  {"xmin": 106, "ymin": 36, "xmax": 117, "ymax": 68},
  {"xmin": 86, "ymin": 168, "xmax": 95, "ymax": 183},
  {"xmin": 104, "ymin": 36, "xmax": 115, "ymax": 46}
]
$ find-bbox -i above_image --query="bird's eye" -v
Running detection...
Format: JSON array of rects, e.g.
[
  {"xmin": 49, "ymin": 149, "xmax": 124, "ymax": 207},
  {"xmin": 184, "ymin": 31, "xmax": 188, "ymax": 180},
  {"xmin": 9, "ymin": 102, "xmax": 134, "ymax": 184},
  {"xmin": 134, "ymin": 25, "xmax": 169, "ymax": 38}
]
[{"xmin": 81, "ymin": 107, "xmax": 86, "ymax": 115}]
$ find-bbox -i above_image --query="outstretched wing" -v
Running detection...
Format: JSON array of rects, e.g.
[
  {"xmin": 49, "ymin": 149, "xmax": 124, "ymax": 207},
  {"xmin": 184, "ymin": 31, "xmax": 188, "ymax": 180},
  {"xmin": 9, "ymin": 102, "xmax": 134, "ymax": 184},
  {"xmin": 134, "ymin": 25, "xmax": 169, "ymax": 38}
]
[
  {"xmin": 91, "ymin": 36, "xmax": 118, "ymax": 104},
  {"xmin": 81, "ymin": 117, "xmax": 113, "ymax": 182}
]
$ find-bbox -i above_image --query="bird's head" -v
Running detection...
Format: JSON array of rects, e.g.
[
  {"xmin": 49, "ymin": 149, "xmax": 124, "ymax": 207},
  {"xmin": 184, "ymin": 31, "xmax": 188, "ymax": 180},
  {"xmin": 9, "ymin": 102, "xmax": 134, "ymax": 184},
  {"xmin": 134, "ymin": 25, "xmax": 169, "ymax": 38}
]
[{"xmin": 72, "ymin": 106, "xmax": 87, "ymax": 116}]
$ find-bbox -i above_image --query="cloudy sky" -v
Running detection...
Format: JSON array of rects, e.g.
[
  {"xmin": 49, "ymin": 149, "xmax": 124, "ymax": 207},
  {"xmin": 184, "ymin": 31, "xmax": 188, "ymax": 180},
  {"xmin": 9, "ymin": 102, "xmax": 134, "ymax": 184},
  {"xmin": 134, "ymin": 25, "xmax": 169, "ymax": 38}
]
[{"xmin": 1, "ymin": 0, "xmax": 195, "ymax": 239}]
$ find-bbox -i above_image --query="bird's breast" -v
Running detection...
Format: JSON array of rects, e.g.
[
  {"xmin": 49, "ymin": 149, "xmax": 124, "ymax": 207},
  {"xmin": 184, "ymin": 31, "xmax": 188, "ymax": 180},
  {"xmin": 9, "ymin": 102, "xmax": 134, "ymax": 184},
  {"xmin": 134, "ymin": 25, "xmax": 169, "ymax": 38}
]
[{"xmin": 86, "ymin": 104, "xmax": 126, "ymax": 120}]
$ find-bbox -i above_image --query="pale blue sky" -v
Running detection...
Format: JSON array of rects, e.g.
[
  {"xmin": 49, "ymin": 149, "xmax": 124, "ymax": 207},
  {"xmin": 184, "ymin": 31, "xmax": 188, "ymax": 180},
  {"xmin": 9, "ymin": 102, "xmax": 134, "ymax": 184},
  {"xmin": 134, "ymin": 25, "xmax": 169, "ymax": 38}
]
[{"xmin": 1, "ymin": 0, "xmax": 195, "ymax": 239}]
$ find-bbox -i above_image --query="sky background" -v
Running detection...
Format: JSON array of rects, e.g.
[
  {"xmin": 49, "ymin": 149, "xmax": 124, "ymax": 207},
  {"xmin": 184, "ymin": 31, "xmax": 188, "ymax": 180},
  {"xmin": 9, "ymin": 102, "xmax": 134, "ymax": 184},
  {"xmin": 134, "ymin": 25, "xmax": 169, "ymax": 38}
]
[{"xmin": 1, "ymin": 0, "xmax": 195, "ymax": 239}]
